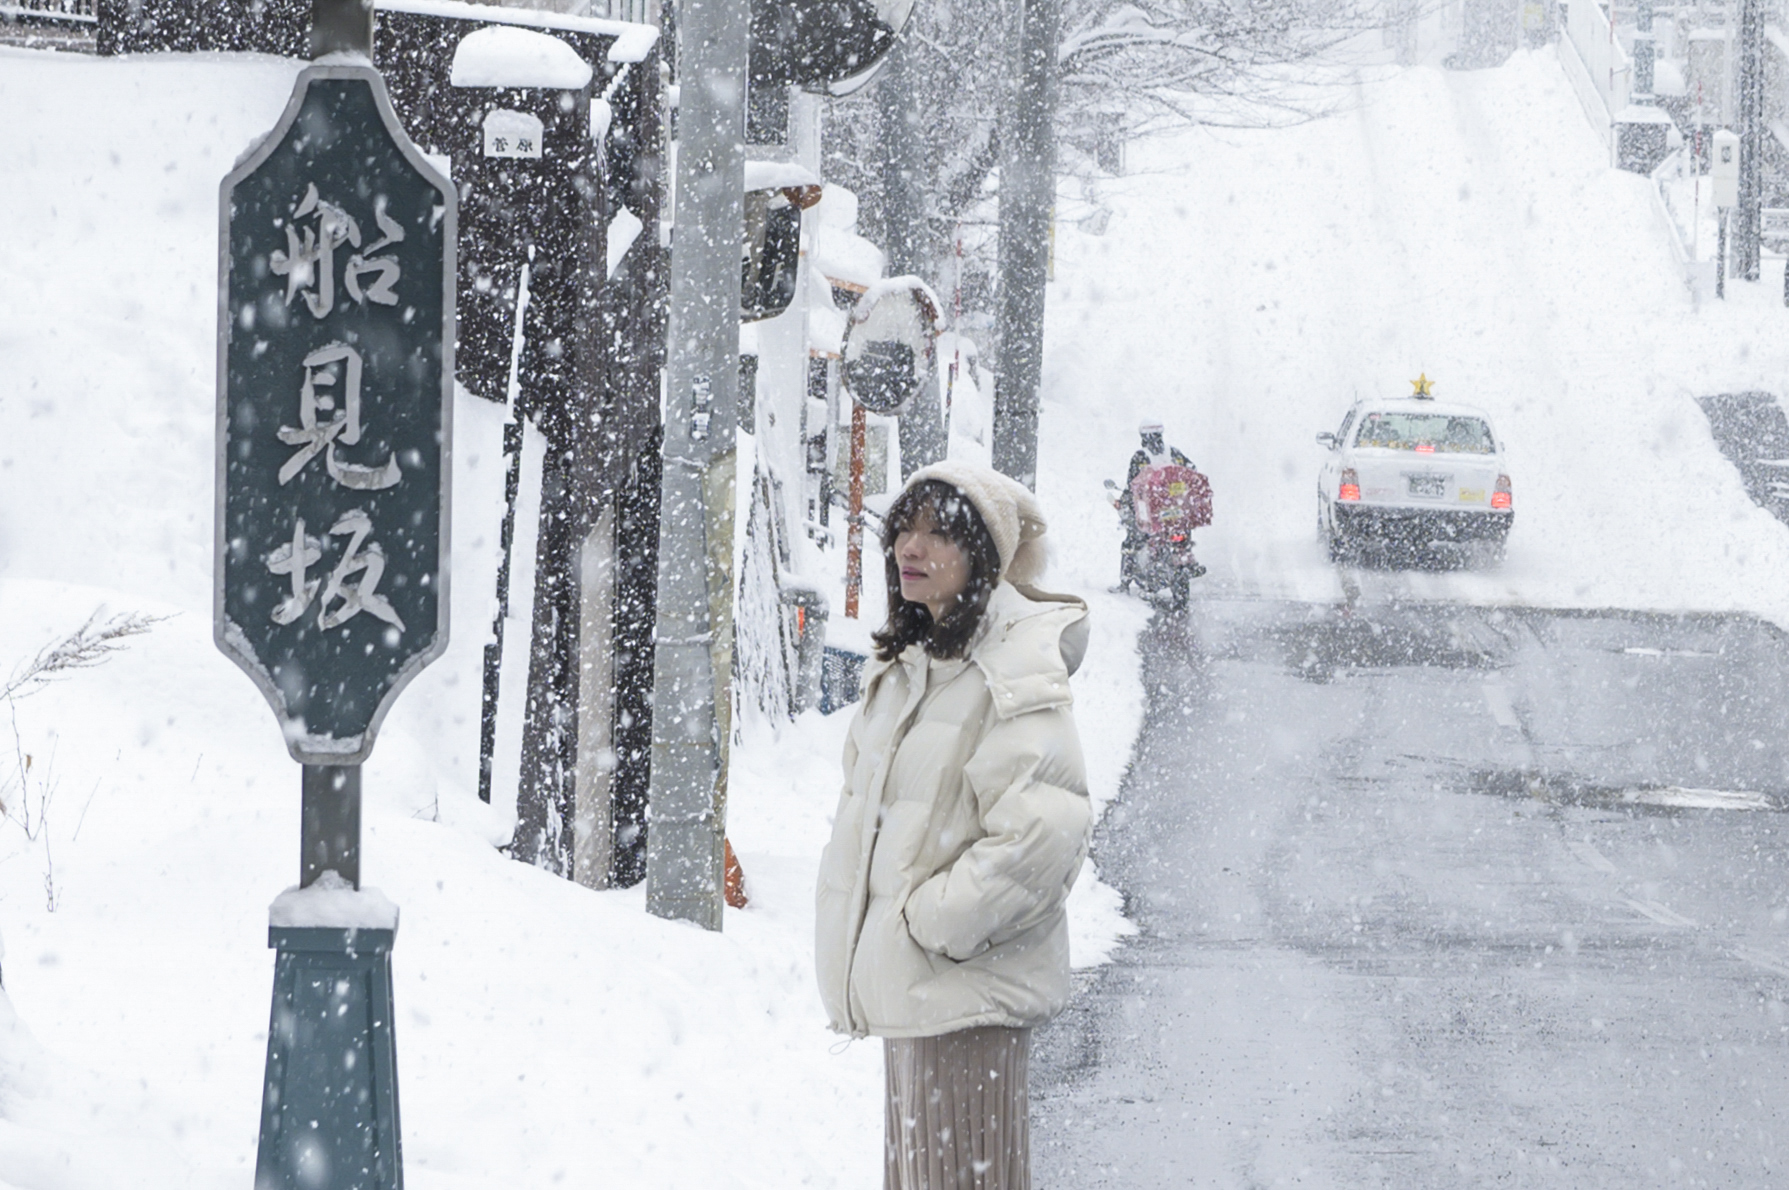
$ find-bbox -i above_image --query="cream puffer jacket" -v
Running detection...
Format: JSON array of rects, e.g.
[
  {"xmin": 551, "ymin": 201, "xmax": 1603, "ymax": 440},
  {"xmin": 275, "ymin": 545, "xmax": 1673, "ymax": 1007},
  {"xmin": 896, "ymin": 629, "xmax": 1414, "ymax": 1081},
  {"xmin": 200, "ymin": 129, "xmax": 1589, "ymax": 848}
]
[{"xmin": 815, "ymin": 581, "xmax": 1092, "ymax": 1039}]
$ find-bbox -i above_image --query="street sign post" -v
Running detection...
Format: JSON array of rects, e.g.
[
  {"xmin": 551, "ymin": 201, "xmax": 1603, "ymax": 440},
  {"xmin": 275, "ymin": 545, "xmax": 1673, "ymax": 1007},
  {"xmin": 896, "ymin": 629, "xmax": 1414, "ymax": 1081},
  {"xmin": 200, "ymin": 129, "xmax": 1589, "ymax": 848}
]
[
  {"xmin": 218, "ymin": 60, "xmax": 454, "ymax": 1190},
  {"xmin": 1714, "ymin": 128, "xmax": 1739, "ymax": 300}
]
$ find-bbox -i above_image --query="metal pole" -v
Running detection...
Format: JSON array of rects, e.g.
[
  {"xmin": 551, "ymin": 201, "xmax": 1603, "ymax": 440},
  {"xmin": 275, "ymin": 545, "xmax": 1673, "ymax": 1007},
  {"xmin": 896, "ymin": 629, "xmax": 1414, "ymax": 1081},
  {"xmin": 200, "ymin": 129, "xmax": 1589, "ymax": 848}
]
[
  {"xmin": 845, "ymin": 401, "xmax": 866, "ymax": 618},
  {"xmin": 991, "ymin": 0, "xmax": 1060, "ymax": 491},
  {"xmin": 1738, "ymin": 0, "xmax": 1764, "ymax": 281},
  {"xmin": 878, "ymin": 35, "xmax": 946, "ymax": 479},
  {"xmin": 311, "ymin": 0, "xmax": 374, "ymax": 57},
  {"xmin": 1719, "ymin": 208, "xmax": 1729, "ymax": 299},
  {"xmin": 644, "ymin": 0, "xmax": 746, "ymax": 931},
  {"xmin": 301, "ymin": 765, "xmax": 362, "ymax": 887}
]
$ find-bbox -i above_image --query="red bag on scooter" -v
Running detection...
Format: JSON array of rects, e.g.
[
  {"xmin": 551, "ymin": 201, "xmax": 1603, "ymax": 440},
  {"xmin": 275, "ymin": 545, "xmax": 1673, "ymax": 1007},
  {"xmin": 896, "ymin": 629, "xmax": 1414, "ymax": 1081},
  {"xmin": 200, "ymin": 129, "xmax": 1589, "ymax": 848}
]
[{"xmin": 1130, "ymin": 464, "xmax": 1212, "ymax": 535}]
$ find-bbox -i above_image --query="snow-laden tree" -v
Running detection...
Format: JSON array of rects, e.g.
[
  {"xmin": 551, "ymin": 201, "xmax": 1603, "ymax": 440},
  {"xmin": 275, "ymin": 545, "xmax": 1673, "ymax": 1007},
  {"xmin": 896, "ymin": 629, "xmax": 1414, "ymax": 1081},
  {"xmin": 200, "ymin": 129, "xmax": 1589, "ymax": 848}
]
[
  {"xmin": 823, "ymin": 0, "xmax": 1382, "ymax": 329},
  {"xmin": 1058, "ymin": 0, "xmax": 1381, "ymax": 134}
]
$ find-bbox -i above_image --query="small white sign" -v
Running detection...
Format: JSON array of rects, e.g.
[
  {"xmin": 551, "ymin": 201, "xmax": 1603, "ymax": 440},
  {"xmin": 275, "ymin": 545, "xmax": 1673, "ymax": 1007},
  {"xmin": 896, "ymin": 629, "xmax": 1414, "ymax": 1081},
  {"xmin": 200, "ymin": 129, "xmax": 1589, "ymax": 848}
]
[
  {"xmin": 1712, "ymin": 129, "xmax": 1740, "ymax": 210},
  {"xmin": 482, "ymin": 109, "xmax": 545, "ymax": 160}
]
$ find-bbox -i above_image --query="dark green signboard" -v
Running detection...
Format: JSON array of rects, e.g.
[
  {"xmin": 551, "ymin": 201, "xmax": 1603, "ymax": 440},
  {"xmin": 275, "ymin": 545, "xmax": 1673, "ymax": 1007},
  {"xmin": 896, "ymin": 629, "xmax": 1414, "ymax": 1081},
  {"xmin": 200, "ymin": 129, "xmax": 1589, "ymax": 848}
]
[{"xmin": 217, "ymin": 65, "xmax": 455, "ymax": 765}]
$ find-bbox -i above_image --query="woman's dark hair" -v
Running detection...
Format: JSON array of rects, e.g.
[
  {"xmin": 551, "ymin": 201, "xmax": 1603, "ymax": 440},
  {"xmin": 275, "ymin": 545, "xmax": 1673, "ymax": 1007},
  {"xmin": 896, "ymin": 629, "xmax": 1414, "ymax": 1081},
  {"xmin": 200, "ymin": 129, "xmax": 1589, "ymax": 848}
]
[{"xmin": 871, "ymin": 480, "xmax": 1002, "ymax": 662}]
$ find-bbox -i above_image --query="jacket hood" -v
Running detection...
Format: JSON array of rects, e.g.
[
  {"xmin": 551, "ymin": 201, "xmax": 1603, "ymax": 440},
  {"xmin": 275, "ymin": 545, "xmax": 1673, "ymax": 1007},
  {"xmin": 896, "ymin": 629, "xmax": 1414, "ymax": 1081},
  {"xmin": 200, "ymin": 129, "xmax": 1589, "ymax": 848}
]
[{"xmin": 969, "ymin": 582, "xmax": 1089, "ymax": 719}]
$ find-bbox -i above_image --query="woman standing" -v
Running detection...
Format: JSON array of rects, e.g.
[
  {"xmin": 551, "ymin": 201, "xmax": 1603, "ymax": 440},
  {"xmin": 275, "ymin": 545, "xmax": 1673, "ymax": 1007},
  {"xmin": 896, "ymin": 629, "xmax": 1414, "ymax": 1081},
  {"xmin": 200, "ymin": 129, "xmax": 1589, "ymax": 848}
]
[{"xmin": 816, "ymin": 460, "xmax": 1092, "ymax": 1190}]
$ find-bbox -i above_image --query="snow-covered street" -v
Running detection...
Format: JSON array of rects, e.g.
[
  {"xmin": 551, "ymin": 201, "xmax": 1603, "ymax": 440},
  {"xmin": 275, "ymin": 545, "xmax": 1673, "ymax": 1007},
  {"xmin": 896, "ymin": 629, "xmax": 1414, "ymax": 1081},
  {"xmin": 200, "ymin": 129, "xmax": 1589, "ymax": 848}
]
[{"xmin": 1035, "ymin": 599, "xmax": 1789, "ymax": 1188}]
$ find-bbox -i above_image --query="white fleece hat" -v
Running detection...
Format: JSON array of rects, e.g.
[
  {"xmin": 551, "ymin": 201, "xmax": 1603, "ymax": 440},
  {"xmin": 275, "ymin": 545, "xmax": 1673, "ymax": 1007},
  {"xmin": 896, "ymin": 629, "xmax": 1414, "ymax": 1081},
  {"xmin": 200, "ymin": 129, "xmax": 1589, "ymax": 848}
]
[{"xmin": 903, "ymin": 460, "xmax": 1049, "ymax": 584}]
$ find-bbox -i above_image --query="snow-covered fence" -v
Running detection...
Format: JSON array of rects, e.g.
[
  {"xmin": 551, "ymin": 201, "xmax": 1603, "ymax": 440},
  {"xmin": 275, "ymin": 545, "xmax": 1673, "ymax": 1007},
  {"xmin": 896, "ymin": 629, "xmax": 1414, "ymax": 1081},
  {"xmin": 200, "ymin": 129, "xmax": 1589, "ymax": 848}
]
[
  {"xmin": 1649, "ymin": 149, "xmax": 1719, "ymax": 305},
  {"xmin": 1557, "ymin": 0, "xmax": 1632, "ymax": 147},
  {"xmin": 0, "ymin": 0, "xmax": 95, "ymax": 23}
]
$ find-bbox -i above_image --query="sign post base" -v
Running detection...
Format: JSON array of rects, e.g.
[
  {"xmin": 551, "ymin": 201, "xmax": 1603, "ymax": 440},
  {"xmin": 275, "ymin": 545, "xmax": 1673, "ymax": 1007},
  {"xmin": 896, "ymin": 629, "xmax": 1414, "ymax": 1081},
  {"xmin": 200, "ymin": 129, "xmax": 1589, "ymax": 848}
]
[{"xmin": 255, "ymin": 926, "xmax": 402, "ymax": 1190}]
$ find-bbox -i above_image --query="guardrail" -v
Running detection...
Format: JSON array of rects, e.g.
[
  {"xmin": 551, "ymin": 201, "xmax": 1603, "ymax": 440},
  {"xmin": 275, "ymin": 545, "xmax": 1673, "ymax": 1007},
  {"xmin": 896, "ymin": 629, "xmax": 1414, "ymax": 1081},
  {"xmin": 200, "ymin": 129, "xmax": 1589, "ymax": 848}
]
[
  {"xmin": 1558, "ymin": 0, "xmax": 1633, "ymax": 148},
  {"xmin": 1650, "ymin": 149, "xmax": 1718, "ymax": 303},
  {"xmin": 1649, "ymin": 148, "xmax": 1789, "ymax": 302}
]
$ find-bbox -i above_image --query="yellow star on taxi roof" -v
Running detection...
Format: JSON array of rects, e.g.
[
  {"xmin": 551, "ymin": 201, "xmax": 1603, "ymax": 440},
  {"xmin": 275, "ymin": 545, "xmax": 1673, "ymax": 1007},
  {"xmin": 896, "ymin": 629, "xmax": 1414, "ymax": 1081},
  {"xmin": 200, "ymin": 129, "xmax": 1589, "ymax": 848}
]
[{"xmin": 1411, "ymin": 373, "xmax": 1435, "ymax": 397}]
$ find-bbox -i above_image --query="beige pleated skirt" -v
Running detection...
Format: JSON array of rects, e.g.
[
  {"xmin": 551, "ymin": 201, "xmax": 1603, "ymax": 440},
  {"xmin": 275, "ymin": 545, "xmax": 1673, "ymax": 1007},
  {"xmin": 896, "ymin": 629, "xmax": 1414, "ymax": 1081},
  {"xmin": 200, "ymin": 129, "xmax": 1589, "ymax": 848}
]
[{"xmin": 884, "ymin": 1026, "xmax": 1031, "ymax": 1190}]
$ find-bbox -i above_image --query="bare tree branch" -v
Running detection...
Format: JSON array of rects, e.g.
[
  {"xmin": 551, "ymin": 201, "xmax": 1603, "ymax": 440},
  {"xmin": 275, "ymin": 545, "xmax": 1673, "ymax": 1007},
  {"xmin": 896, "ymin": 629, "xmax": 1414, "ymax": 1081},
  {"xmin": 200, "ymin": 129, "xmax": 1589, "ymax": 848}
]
[{"xmin": 2, "ymin": 609, "xmax": 169, "ymax": 703}]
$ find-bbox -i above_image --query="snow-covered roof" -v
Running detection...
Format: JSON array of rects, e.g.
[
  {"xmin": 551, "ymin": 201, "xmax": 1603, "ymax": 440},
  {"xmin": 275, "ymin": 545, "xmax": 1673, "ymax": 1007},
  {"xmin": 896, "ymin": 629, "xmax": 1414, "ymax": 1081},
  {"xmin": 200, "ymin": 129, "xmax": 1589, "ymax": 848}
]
[
  {"xmin": 384, "ymin": 0, "xmax": 659, "ymax": 63},
  {"xmin": 1614, "ymin": 104, "xmax": 1674, "ymax": 125},
  {"xmin": 450, "ymin": 25, "xmax": 595, "ymax": 89}
]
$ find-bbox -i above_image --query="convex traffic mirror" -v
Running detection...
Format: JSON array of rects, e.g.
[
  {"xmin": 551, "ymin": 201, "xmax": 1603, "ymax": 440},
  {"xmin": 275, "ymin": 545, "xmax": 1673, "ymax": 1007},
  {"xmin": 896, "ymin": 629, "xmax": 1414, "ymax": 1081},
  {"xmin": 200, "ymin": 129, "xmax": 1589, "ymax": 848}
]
[
  {"xmin": 742, "ymin": 183, "xmax": 821, "ymax": 323},
  {"xmin": 842, "ymin": 279, "xmax": 941, "ymax": 416},
  {"xmin": 750, "ymin": 0, "xmax": 918, "ymax": 95}
]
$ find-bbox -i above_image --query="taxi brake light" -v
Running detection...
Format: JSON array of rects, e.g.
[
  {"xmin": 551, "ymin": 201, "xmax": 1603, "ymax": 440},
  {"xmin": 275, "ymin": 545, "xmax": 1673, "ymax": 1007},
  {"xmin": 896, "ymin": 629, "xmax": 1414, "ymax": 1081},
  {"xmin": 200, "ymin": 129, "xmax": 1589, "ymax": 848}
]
[
  {"xmin": 1491, "ymin": 474, "xmax": 1512, "ymax": 510},
  {"xmin": 1415, "ymin": 443, "xmax": 1436, "ymax": 454},
  {"xmin": 1338, "ymin": 468, "xmax": 1361, "ymax": 502}
]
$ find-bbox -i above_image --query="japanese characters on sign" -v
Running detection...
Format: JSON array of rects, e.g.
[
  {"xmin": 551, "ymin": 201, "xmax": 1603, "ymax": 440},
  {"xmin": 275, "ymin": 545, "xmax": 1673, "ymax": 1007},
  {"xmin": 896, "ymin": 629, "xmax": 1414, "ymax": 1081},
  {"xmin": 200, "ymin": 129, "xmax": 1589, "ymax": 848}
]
[
  {"xmin": 217, "ymin": 65, "xmax": 455, "ymax": 764},
  {"xmin": 481, "ymin": 109, "xmax": 545, "ymax": 159}
]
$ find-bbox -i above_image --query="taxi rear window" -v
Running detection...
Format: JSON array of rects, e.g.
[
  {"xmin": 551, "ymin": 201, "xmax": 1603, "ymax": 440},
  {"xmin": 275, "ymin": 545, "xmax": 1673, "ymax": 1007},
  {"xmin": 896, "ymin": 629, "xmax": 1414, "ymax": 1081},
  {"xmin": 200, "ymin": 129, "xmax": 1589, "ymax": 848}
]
[{"xmin": 1354, "ymin": 412, "xmax": 1495, "ymax": 454}]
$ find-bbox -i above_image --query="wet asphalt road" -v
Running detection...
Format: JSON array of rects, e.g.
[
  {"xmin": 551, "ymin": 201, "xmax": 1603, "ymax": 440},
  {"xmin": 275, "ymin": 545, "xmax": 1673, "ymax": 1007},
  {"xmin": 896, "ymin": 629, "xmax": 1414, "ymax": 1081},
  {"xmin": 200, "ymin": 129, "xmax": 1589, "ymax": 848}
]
[{"xmin": 1032, "ymin": 591, "xmax": 1789, "ymax": 1188}]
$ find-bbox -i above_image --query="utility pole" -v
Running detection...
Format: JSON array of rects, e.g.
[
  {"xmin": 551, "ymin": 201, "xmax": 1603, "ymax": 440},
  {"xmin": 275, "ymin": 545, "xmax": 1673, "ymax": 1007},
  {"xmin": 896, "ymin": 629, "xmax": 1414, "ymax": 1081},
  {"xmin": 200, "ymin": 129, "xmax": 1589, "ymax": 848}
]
[
  {"xmin": 992, "ymin": 0, "xmax": 1059, "ymax": 490},
  {"xmin": 644, "ymin": 0, "xmax": 746, "ymax": 931},
  {"xmin": 1737, "ymin": 0, "xmax": 1764, "ymax": 281},
  {"xmin": 877, "ymin": 33, "xmax": 945, "ymax": 479}
]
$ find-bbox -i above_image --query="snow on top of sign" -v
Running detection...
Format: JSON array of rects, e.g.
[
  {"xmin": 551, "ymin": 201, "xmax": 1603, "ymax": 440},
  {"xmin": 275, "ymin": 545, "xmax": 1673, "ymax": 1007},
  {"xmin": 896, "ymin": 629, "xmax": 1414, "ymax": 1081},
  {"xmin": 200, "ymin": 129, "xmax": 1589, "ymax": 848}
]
[
  {"xmin": 270, "ymin": 870, "xmax": 401, "ymax": 930},
  {"xmin": 384, "ymin": 0, "xmax": 659, "ymax": 62},
  {"xmin": 451, "ymin": 25, "xmax": 595, "ymax": 89},
  {"xmin": 811, "ymin": 225, "xmax": 885, "ymax": 290},
  {"xmin": 744, "ymin": 160, "xmax": 822, "ymax": 192}
]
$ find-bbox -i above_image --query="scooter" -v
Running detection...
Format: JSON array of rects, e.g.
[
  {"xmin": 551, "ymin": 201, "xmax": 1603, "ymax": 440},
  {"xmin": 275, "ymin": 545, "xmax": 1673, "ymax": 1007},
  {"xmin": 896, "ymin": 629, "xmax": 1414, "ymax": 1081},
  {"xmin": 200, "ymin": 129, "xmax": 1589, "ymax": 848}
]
[{"xmin": 1105, "ymin": 464, "xmax": 1212, "ymax": 610}]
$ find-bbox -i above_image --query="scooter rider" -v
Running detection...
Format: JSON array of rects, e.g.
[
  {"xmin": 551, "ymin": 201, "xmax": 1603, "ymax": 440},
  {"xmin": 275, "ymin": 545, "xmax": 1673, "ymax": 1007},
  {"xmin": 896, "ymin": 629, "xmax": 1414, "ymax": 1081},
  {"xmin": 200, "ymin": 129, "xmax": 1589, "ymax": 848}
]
[{"xmin": 1118, "ymin": 420, "xmax": 1192, "ymax": 588}]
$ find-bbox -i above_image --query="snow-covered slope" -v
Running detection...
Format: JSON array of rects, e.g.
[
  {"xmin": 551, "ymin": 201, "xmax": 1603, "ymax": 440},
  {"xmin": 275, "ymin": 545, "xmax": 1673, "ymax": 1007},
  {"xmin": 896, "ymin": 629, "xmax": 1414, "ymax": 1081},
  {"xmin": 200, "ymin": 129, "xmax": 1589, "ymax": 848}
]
[{"xmin": 1046, "ymin": 50, "xmax": 1789, "ymax": 622}]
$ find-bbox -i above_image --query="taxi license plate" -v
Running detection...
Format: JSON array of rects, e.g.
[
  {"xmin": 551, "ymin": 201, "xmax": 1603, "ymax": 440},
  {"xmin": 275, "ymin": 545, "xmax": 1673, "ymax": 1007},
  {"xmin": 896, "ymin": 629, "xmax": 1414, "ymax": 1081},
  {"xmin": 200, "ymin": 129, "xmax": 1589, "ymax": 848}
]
[{"xmin": 1407, "ymin": 474, "xmax": 1447, "ymax": 499}]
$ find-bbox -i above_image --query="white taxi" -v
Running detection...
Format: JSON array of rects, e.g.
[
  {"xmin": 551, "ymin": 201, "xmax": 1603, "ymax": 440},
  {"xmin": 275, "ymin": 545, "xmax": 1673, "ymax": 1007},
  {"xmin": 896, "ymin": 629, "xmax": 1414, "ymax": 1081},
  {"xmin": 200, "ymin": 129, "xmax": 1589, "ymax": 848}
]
[{"xmin": 1316, "ymin": 384, "xmax": 1512, "ymax": 561}]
